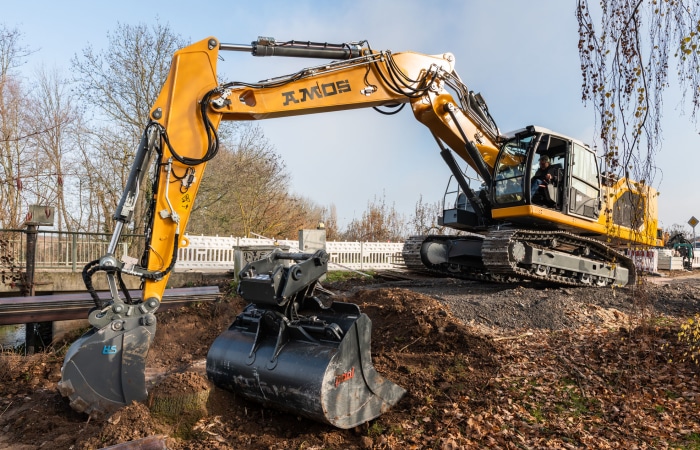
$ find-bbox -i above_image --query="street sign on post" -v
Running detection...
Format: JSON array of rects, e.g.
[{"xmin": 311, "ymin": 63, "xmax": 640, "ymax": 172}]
[
  {"xmin": 690, "ymin": 216, "xmax": 699, "ymax": 256},
  {"xmin": 23, "ymin": 204, "xmax": 54, "ymax": 354},
  {"xmin": 25, "ymin": 205, "xmax": 55, "ymax": 227}
]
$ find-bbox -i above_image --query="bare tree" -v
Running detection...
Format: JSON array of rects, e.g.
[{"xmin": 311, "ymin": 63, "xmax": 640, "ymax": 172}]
[
  {"xmin": 71, "ymin": 22, "xmax": 187, "ymax": 233},
  {"xmin": 189, "ymin": 124, "xmax": 323, "ymax": 238},
  {"xmin": 408, "ymin": 194, "xmax": 446, "ymax": 236},
  {"xmin": 0, "ymin": 27, "xmax": 80, "ymax": 230},
  {"xmin": 72, "ymin": 21, "xmax": 185, "ymax": 132},
  {"xmin": 342, "ymin": 194, "xmax": 407, "ymax": 242},
  {"xmin": 0, "ymin": 26, "xmax": 31, "ymax": 76},
  {"xmin": 24, "ymin": 67, "xmax": 80, "ymax": 231},
  {"xmin": 0, "ymin": 26, "xmax": 33, "ymax": 228},
  {"xmin": 0, "ymin": 75, "xmax": 28, "ymax": 228},
  {"xmin": 320, "ymin": 204, "xmax": 341, "ymax": 241},
  {"xmin": 281, "ymin": 195, "xmax": 326, "ymax": 239},
  {"xmin": 664, "ymin": 223, "xmax": 692, "ymax": 242},
  {"xmin": 577, "ymin": 1, "xmax": 700, "ymax": 186}
]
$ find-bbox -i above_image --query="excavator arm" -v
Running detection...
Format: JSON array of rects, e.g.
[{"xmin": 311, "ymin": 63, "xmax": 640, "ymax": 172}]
[
  {"xmin": 127, "ymin": 36, "xmax": 502, "ymax": 306},
  {"xmin": 60, "ymin": 36, "xmax": 502, "ymax": 425}
]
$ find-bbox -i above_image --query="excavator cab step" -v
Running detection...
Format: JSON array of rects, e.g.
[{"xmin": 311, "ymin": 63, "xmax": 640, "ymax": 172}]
[{"xmin": 206, "ymin": 249, "xmax": 405, "ymax": 428}]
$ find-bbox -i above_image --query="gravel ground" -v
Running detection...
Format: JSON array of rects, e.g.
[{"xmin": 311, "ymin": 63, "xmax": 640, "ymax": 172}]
[{"xmin": 331, "ymin": 271, "xmax": 700, "ymax": 333}]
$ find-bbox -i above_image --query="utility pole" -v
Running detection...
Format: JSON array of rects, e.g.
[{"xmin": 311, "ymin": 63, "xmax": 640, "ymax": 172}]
[{"xmin": 23, "ymin": 205, "xmax": 54, "ymax": 354}]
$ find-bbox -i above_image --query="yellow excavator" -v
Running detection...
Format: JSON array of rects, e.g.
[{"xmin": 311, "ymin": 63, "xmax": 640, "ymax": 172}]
[{"xmin": 58, "ymin": 36, "xmax": 662, "ymax": 428}]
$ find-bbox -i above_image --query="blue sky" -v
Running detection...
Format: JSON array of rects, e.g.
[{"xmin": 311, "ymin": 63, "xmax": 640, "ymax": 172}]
[{"xmin": 3, "ymin": 0, "xmax": 699, "ymax": 234}]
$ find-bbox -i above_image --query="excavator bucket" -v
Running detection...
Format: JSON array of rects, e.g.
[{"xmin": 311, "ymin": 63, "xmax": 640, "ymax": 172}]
[
  {"xmin": 206, "ymin": 249, "xmax": 405, "ymax": 428},
  {"xmin": 58, "ymin": 314, "xmax": 156, "ymax": 418},
  {"xmin": 207, "ymin": 302, "xmax": 405, "ymax": 429}
]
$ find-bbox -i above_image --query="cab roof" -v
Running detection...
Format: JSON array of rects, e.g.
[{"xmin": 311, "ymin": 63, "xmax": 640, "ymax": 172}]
[{"xmin": 502, "ymin": 125, "xmax": 591, "ymax": 150}]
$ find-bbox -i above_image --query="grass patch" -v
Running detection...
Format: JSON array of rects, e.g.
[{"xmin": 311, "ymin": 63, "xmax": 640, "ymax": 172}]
[
  {"xmin": 367, "ymin": 422, "xmax": 385, "ymax": 437},
  {"xmin": 529, "ymin": 405, "xmax": 545, "ymax": 423},
  {"xmin": 670, "ymin": 432, "xmax": 700, "ymax": 450},
  {"xmin": 324, "ymin": 271, "xmax": 376, "ymax": 283}
]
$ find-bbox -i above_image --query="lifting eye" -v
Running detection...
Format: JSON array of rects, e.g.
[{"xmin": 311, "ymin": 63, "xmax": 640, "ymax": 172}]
[{"xmin": 239, "ymin": 90, "xmax": 256, "ymax": 107}]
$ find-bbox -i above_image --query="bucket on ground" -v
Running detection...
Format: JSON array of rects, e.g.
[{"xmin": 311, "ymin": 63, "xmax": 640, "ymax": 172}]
[{"xmin": 206, "ymin": 249, "xmax": 405, "ymax": 428}]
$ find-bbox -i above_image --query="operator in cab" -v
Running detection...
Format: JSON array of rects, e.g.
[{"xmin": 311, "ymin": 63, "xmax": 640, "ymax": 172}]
[{"xmin": 530, "ymin": 155, "xmax": 558, "ymax": 201}]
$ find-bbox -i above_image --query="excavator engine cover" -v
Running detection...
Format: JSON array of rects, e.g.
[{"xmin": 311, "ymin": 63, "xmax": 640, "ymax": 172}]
[{"xmin": 206, "ymin": 250, "xmax": 405, "ymax": 428}]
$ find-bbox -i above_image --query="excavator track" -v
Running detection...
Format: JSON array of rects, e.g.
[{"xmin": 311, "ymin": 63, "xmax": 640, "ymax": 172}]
[
  {"xmin": 482, "ymin": 229, "xmax": 636, "ymax": 287},
  {"xmin": 402, "ymin": 234, "xmax": 519, "ymax": 283},
  {"xmin": 402, "ymin": 235, "xmax": 433, "ymax": 272},
  {"xmin": 403, "ymin": 230, "xmax": 636, "ymax": 287}
]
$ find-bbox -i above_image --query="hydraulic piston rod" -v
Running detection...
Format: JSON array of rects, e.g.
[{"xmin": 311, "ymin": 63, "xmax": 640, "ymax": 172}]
[{"xmin": 220, "ymin": 37, "xmax": 362, "ymax": 59}]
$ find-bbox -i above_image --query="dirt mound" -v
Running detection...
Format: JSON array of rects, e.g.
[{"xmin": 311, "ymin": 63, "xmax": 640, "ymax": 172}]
[
  {"xmin": 351, "ymin": 287, "xmax": 492, "ymax": 352},
  {"xmin": 147, "ymin": 296, "xmax": 244, "ymax": 371},
  {"xmin": 149, "ymin": 371, "xmax": 212, "ymax": 398},
  {"xmin": 77, "ymin": 402, "xmax": 169, "ymax": 450},
  {"xmin": 0, "ymin": 274, "xmax": 699, "ymax": 449}
]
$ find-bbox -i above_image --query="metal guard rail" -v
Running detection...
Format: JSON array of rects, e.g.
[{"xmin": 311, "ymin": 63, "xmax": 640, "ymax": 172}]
[
  {"xmin": 1, "ymin": 229, "xmax": 405, "ymax": 273},
  {"xmin": 0, "ymin": 286, "xmax": 221, "ymax": 325}
]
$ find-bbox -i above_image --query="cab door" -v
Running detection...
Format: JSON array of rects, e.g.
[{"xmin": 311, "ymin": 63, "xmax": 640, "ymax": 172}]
[
  {"xmin": 527, "ymin": 134, "xmax": 568, "ymax": 211},
  {"xmin": 491, "ymin": 135, "xmax": 530, "ymax": 206},
  {"xmin": 567, "ymin": 143, "xmax": 601, "ymax": 219}
]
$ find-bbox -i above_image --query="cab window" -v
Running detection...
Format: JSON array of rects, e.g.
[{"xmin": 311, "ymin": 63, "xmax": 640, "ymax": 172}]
[
  {"xmin": 493, "ymin": 136, "xmax": 529, "ymax": 204},
  {"xmin": 568, "ymin": 144, "xmax": 600, "ymax": 218}
]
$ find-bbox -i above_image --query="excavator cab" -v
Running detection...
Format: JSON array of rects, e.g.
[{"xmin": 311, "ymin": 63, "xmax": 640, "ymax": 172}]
[
  {"xmin": 490, "ymin": 129, "xmax": 567, "ymax": 210},
  {"xmin": 491, "ymin": 127, "xmax": 602, "ymax": 217},
  {"xmin": 441, "ymin": 128, "xmax": 591, "ymax": 229}
]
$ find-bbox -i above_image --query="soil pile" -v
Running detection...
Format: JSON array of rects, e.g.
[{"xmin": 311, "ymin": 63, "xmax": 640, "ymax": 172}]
[{"xmin": 0, "ymin": 273, "xmax": 699, "ymax": 449}]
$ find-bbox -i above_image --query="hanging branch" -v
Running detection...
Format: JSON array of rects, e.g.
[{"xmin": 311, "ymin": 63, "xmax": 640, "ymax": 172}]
[
  {"xmin": 577, "ymin": 0, "xmax": 700, "ymax": 187},
  {"xmin": 0, "ymin": 122, "xmax": 68, "ymax": 144}
]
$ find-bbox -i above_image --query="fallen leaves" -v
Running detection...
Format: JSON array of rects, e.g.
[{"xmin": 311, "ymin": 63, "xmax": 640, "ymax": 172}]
[
  {"xmin": 2, "ymin": 281, "xmax": 700, "ymax": 449},
  {"xmin": 468, "ymin": 323, "xmax": 700, "ymax": 448}
]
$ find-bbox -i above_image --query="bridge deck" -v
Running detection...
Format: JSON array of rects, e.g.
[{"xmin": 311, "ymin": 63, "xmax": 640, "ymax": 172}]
[{"xmin": 0, "ymin": 286, "xmax": 221, "ymax": 325}]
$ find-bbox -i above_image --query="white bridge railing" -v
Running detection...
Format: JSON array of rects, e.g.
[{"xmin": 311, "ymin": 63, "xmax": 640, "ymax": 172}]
[{"xmin": 175, "ymin": 235, "xmax": 405, "ymax": 273}]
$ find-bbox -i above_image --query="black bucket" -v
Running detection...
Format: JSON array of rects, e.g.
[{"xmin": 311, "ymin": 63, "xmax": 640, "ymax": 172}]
[
  {"xmin": 206, "ymin": 301, "xmax": 405, "ymax": 429},
  {"xmin": 58, "ymin": 315, "xmax": 155, "ymax": 418}
]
